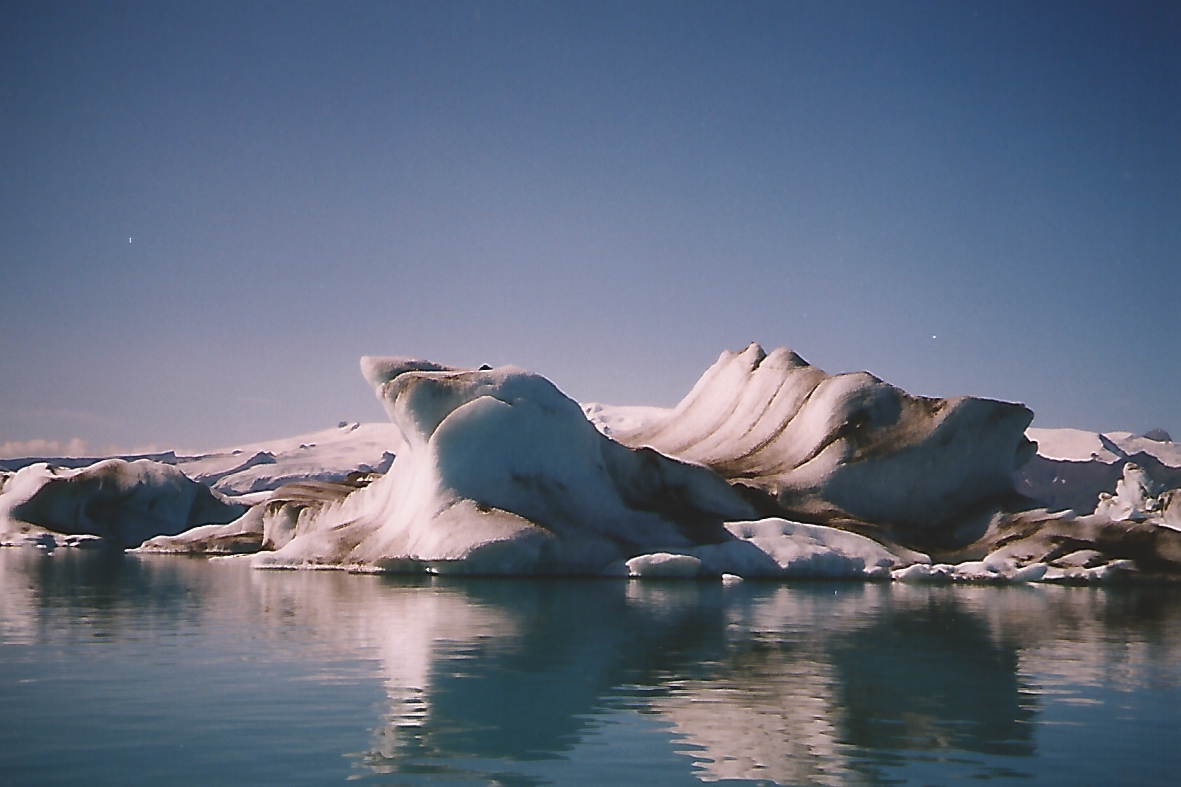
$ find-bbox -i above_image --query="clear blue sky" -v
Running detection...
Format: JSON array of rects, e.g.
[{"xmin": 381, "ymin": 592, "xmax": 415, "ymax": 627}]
[{"xmin": 2, "ymin": 0, "xmax": 1178, "ymax": 455}]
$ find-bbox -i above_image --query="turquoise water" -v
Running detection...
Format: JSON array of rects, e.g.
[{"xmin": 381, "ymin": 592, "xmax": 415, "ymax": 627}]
[{"xmin": 1, "ymin": 548, "xmax": 1179, "ymax": 786}]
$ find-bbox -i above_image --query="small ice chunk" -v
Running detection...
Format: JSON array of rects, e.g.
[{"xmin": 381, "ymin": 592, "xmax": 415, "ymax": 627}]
[
  {"xmin": 951, "ymin": 561, "xmax": 1000, "ymax": 581},
  {"xmin": 892, "ymin": 563, "xmax": 955, "ymax": 582},
  {"xmin": 626, "ymin": 553, "xmax": 704, "ymax": 578},
  {"xmin": 1009, "ymin": 563, "xmax": 1048, "ymax": 583}
]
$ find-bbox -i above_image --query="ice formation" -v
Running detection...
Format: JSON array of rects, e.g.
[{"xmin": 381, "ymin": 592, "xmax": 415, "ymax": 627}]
[
  {"xmin": 0, "ymin": 459, "xmax": 245, "ymax": 549},
  {"xmin": 589, "ymin": 343, "xmax": 1036, "ymax": 551},
  {"xmin": 7, "ymin": 344, "xmax": 1179, "ymax": 582},
  {"xmin": 618, "ymin": 518, "xmax": 911, "ymax": 581},
  {"xmin": 172, "ymin": 422, "xmax": 400, "ymax": 496},
  {"xmin": 239, "ymin": 358, "xmax": 763, "ymax": 573},
  {"xmin": 151, "ymin": 351, "xmax": 1019, "ymax": 579},
  {"xmin": 1017, "ymin": 427, "xmax": 1181, "ymax": 515},
  {"xmin": 138, "ymin": 478, "xmax": 376, "ymax": 555}
]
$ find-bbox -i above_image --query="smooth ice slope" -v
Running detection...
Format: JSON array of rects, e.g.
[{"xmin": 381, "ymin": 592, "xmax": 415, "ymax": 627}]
[
  {"xmin": 0, "ymin": 459, "xmax": 245, "ymax": 549},
  {"xmin": 596, "ymin": 344, "xmax": 1036, "ymax": 550},
  {"xmin": 251, "ymin": 358, "xmax": 760, "ymax": 572},
  {"xmin": 174, "ymin": 422, "xmax": 401, "ymax": 496}
]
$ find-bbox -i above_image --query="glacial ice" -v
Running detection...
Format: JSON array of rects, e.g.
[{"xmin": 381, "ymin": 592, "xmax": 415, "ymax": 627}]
[
  {"xmin": 1018, "ymin": 427, "xmax": 1181, "ymax": 515},
  {"xmin": 712, "ymin": 519, "xmax": 909, "ymax": 579},
  {"xmin": 173, "ymin": 422, "xmax": 401, "ymax": 496},
  {"xmin": 977, "ymin": 428, "xmax": 1181, "ymax": 577},
  {"xmin": 138, "ymin": 478, "xmax": 376, "ymax": 555},
  {"xmin": 589, "ymin": 343, "xmax": 1036, "ymax": 551},
  {"xmin": 7, "ymin": 344, "xmax": 1181, "ymax": 582},
  {"xmin": 624, "ymin": 552, "xmax": 707, "ymax": 578},
  {"xmin": 248, "ymin": 358, "xmax": 762, "ymax": 573},
  {"xmin": 0, "ymin": 459, "xmax": 245, "ymax": 549}
]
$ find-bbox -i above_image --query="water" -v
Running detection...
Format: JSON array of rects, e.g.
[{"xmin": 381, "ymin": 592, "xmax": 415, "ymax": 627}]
[{"xmin": 1, "ymin": 548, "xmax": 1179, "ymax": 786}]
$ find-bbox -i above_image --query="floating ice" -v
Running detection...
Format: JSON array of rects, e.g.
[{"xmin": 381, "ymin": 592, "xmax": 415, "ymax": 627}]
[
  {"xmin": 593, "ymin": 344, "xmax": 1036, "ymax": 551},
  {"xmin": 890, "ymin": 561, "xmax": 1047, "ymax": 584},
  {"xmin": 1018, "ymin": 427, "xmax": 1181, "ymax": 515},
  {"xmin": 714, "ymin": 518, "xmax": 907, "ymax": 579},
  {"xmin": 625, "ymin": 553, "xmax": 705, "ymax": 578},
  {"xmin": 11, "ymin": 344, "xmax": 1179, "ymax": 581},
  {"xmin": 249, "ymin": 358, "xmax": 760, "ymax": 573},
  {"xmin": 0, "ymin": 459, "xmax": 245, "ymax": 549},
  {"xmin": 1086, "ymin": 462, "xmax": 1181, "ymax": 535}
]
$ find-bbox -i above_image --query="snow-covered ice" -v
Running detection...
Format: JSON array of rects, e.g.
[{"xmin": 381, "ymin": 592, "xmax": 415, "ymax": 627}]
[
  {"xmin": 1018, "ymin": 427, "xmax": 1181, "ymax": 515},
  {"xmin": 174, "ymin": 422, "xmax": 401, "ymax": 496}
]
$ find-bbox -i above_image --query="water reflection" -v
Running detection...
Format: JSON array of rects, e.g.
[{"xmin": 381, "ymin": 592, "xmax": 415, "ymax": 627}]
[
  {"xmin": 0, "ymin": 547, "xmax": 213, "ymax": 644},
  {"xmin": 2, "ymin": 548, "xmax": 1180, "ymax": 786}
]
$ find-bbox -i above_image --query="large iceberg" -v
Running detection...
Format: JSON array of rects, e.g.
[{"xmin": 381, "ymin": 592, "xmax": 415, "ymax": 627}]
[
  {"xmin": 587, "ymin": 344, "xmax": 1036, "ymax": 552},
  {"xmin": 132, "ymin": 349, "xmax": 1053, "ymax": 579},
  {"xmin": 239, "ymin": 358, "xmax": 763, "ymax": 573},
  {"xmin": 13, "ymin": 344, "xmax": 1176, "ymax": 581}
]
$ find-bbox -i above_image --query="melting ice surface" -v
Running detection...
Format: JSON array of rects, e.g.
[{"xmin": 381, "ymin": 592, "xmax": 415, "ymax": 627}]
[{"xmin": 2, "ymin": 550, "xmax": 1180, "ymax": 787}]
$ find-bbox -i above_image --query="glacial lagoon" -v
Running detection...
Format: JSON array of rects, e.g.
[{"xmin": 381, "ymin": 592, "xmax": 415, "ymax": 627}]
[{"xmin": 2, "ymin": 548, "xmax": 1179, "ymax": 786}]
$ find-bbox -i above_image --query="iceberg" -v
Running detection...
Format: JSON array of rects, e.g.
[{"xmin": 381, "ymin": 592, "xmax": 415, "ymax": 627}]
[
  {"xmin": 589, "ymin": 343, "xmax": 1036, "ymax": 551},
  {"xmin": 14, "ymin": 343, "xmax": 1178, "ymax": 581},
  {"xmin": 246, "ymin": 358, "xmax": 762, "ymax": 573},
  {"xmin": 0, "ymin": 459, "xmax": 245, "ymax": 549},
  {"xmin": 1017, "ymin": 427, "xmax": 1181, "ymax": 515}
]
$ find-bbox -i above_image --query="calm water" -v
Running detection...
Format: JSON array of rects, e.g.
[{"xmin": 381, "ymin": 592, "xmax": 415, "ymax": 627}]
[{"xmin": 1, "ymin": 548, "xmax": 1179, "ymax": 786}]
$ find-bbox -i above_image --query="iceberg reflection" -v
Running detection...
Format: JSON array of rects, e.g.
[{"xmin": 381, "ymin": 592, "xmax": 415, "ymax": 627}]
[
  {"xmin": 3, "ymin": 551, "xmax": 1179, "ymax": 786},
  {"xmin": 331, "ymin": 579, "xmax": 1046, "ymax": 784}
]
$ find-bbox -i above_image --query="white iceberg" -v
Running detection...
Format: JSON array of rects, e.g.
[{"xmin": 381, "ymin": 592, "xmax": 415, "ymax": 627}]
[
  {"xmin": 250, "ymin": 358, "xmax": 761, "ymax": 573},
  {"xmin": 23, "ymin": 343, "xmax": 1177, "ymax": 581}
]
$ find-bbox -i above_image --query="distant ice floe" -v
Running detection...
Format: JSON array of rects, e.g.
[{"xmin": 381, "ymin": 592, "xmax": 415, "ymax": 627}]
[
  {"xmin": 173, "ymin": 422, "xmax": 401, "ymax": 496},
  {"xmin": 0, "ymin": 421, "xmax": 401, "ymax": 499},
  {"xmin": 0, "ymin": 459, "xmax": 244, "ymax": 550},
  {"xmin": 1018, "ymin": 426, "xmax": 1181, "ymax": 515}
]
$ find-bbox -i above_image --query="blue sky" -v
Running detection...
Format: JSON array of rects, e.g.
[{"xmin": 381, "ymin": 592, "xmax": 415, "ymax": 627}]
[{"xmin": 2, "ymin": 0, "xmax": 1178, "ymax": 455}]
